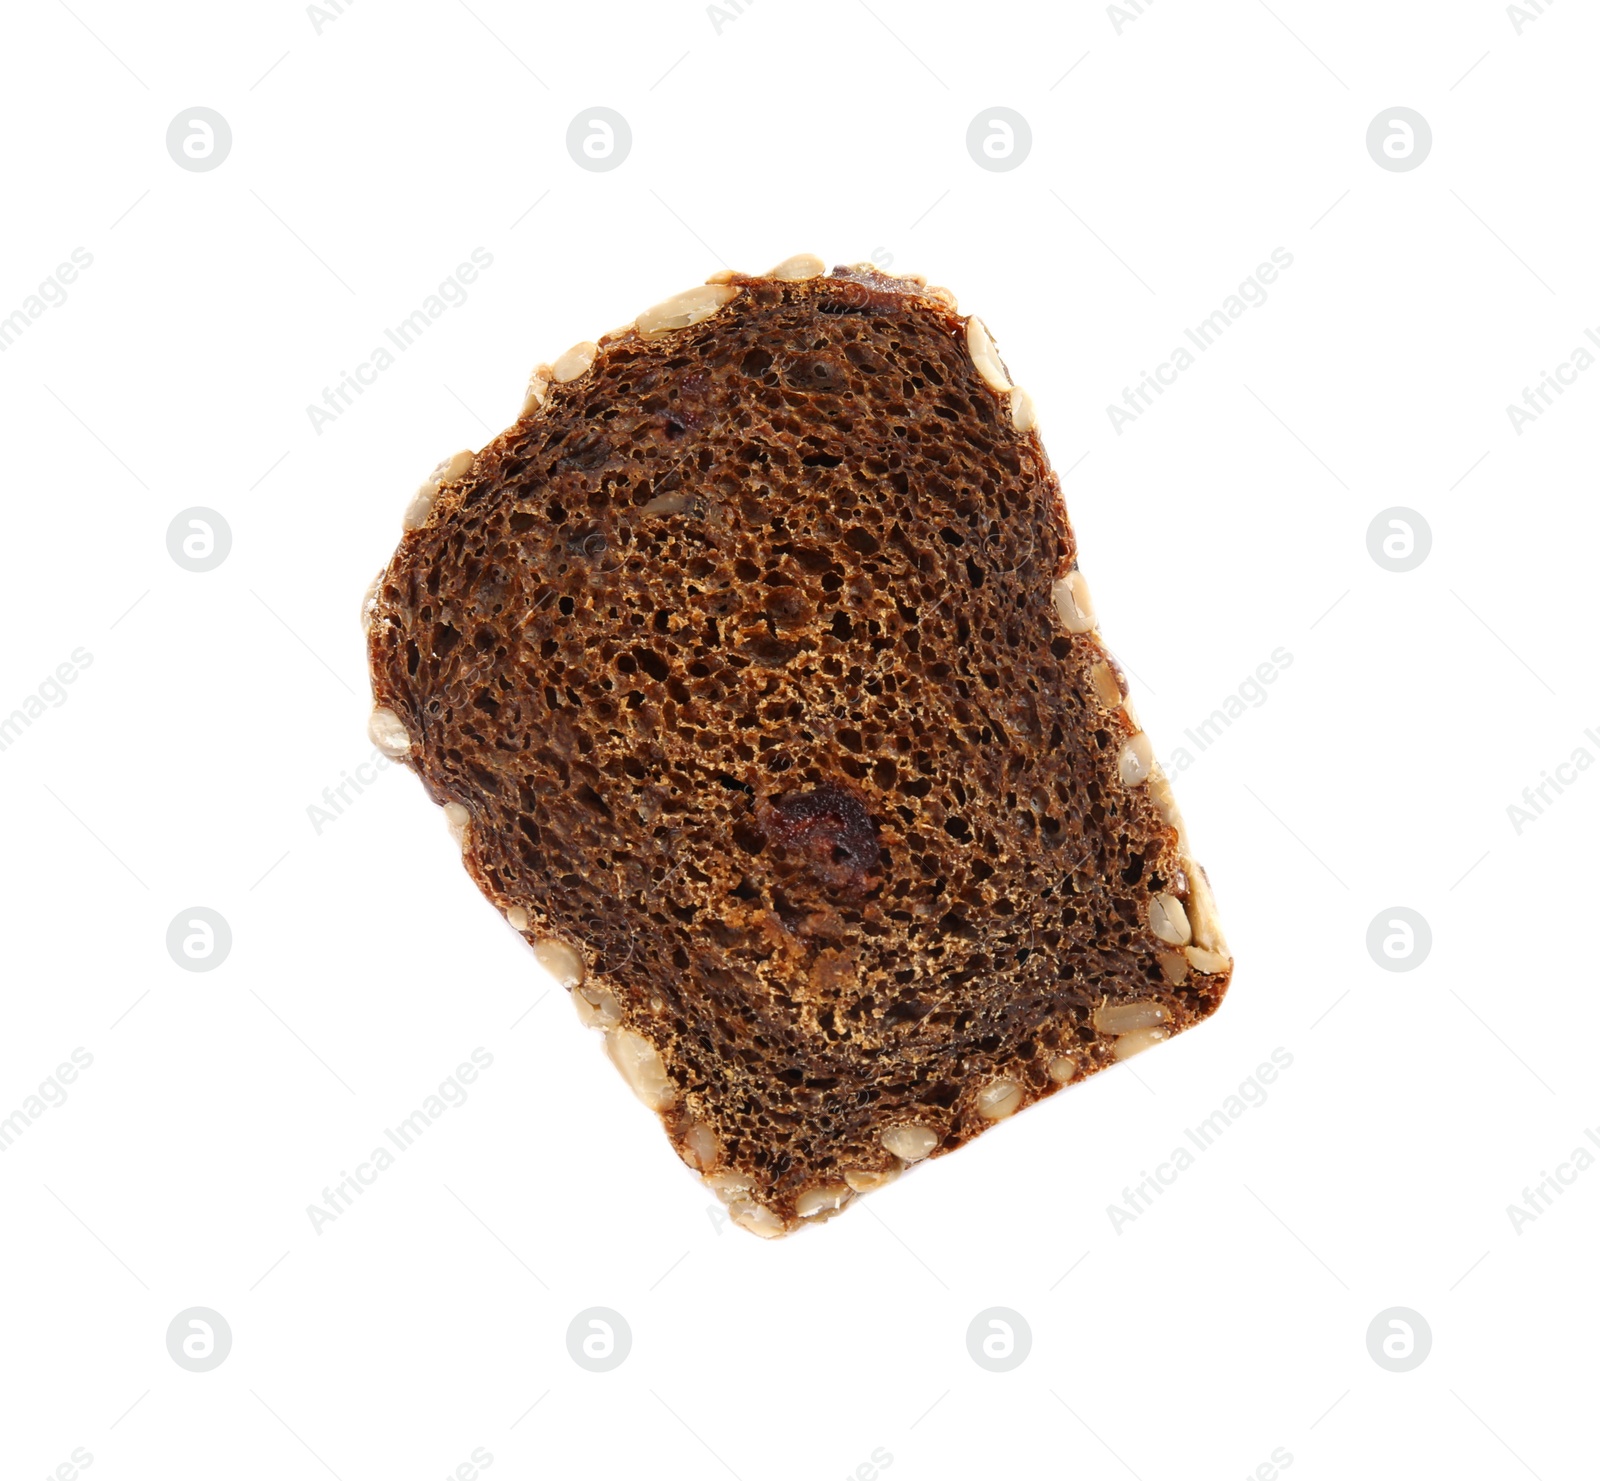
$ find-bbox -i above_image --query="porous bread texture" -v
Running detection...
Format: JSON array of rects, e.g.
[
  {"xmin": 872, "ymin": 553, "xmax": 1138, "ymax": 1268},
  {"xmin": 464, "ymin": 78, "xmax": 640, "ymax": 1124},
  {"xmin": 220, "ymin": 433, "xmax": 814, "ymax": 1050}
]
[{"xmin": 365, "ymin": 260, "xmax": 1233, "ymax": 1236}]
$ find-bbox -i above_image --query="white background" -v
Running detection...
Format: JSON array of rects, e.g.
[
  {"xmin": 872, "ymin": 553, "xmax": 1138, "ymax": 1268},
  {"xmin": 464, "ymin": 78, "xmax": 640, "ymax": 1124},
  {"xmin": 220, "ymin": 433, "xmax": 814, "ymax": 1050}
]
[{"xmin": 1, "ymin": 1, "xmax": 1595, "ymax": 1477}]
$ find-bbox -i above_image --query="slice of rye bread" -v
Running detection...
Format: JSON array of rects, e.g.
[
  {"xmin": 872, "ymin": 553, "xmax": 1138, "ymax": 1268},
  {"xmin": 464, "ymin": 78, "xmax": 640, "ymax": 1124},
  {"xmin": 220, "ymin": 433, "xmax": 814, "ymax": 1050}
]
[{"xmin": 364, "ymin": 254, "xmax": 1233, "ymax": 1237}]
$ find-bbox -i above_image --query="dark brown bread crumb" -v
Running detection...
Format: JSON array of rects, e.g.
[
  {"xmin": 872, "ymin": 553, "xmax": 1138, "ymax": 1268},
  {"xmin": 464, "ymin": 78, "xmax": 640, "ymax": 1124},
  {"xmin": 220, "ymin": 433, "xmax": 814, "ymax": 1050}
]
[{"xmin": 365, "ymin": 262, "xmax": 1232, "ymax": 1235}]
